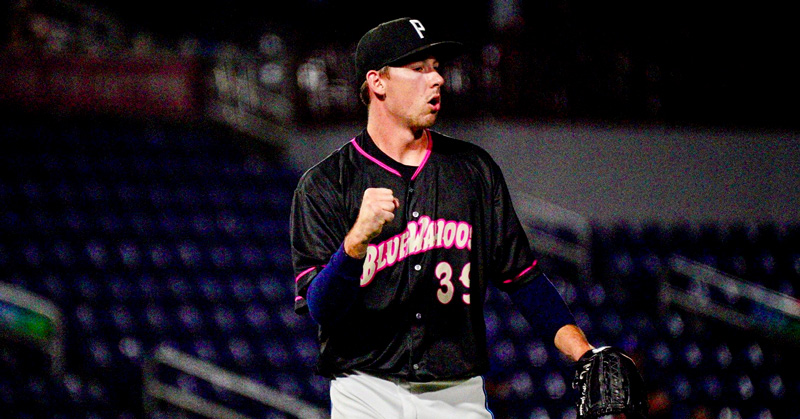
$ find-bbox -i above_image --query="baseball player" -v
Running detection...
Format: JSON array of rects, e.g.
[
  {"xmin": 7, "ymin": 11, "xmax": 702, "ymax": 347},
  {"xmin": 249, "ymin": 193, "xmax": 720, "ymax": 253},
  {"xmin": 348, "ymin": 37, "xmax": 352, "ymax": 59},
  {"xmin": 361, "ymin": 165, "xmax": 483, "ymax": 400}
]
[{"xmin": 291, "ymin": 17, "xmax": 599, "ymax": 418}]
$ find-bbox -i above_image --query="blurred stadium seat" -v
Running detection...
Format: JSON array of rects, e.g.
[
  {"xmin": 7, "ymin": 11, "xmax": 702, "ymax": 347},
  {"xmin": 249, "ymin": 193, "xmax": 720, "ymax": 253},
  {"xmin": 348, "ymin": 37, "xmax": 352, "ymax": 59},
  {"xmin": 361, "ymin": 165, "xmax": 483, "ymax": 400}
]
[{"xmin": 3, "ymin": 104, "xmax": 800, "ymax": 419}]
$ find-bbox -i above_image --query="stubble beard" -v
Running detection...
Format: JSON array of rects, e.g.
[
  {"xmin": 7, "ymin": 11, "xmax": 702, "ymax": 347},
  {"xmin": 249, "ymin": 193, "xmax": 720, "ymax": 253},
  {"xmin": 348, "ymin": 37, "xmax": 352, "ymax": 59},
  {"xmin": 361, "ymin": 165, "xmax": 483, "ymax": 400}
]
[{"xmin": 410, "ymin": 109, "xmax": 439, "ymax": 131}]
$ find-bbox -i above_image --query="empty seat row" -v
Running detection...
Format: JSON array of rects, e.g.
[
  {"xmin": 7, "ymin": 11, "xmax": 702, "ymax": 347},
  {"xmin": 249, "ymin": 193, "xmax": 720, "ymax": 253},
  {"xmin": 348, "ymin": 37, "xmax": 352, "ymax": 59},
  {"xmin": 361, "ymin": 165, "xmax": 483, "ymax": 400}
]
[{"xmin": 4, "ymin": 112, "xmax": 800, "ymax": 418}]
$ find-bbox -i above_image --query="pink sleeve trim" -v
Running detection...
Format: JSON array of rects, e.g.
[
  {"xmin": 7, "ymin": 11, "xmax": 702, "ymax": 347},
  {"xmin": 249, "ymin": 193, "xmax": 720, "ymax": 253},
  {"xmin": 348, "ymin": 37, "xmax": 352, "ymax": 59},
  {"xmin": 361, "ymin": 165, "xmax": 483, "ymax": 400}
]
[
  {"xmin": 295, "ymin": 266, "xmax": 317, "ymax": 283},
  {"xmin": 503, "ymin": 260, "xmax": 538, "ymax": 284}
]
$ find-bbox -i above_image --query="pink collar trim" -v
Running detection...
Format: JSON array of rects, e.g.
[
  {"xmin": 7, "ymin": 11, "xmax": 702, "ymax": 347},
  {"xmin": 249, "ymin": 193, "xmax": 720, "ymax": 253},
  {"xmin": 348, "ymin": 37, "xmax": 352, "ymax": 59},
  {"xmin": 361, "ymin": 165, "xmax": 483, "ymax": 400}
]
[{"xmin": 350, "ymin": 131, "xmax": 432, "ymax": 181}]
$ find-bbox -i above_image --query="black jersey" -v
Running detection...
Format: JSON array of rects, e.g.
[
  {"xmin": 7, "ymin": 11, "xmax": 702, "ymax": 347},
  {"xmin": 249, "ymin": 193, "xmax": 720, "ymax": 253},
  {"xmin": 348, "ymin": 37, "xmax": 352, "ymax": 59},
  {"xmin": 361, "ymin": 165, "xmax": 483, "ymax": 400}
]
[{"xmin": 290, "ymin": 129, "xmax": 542, "ymax": 381}]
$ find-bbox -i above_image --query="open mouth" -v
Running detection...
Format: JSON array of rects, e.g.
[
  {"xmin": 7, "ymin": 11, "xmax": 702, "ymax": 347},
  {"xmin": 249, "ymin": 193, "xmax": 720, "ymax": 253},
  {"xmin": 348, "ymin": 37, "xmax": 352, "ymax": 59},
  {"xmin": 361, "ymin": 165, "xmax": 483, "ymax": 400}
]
[{"xmin": 428, "ymin": 96, "xmax": 441, "ymax": 111}]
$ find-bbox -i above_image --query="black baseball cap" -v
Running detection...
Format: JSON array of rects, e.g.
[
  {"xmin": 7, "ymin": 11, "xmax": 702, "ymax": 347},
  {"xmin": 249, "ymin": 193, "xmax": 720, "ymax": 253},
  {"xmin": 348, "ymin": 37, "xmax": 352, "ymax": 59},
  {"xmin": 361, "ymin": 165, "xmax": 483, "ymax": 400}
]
[{"xmin": 355, "ymin": 17, "xmax": 463, "ymax": 81}]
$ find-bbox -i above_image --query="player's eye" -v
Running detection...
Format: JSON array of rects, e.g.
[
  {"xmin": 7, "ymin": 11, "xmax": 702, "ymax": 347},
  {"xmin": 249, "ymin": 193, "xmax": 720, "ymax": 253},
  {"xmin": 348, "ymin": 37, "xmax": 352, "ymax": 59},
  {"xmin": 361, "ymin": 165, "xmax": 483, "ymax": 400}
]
[{"xmin": 406, "ymin": 59, "xmax": 439, "ymax": 73}]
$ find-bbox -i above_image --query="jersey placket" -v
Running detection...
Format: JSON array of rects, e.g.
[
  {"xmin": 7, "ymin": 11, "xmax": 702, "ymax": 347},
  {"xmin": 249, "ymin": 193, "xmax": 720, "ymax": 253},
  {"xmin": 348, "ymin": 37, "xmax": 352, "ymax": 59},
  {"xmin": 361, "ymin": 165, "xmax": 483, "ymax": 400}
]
[
  {"xmin": 404, "ymin": 181, "xmax": 427, "ymax": 378},
  {"xmin": 351, "ymin": 129, "xmax": 435, "ymax": 379}
]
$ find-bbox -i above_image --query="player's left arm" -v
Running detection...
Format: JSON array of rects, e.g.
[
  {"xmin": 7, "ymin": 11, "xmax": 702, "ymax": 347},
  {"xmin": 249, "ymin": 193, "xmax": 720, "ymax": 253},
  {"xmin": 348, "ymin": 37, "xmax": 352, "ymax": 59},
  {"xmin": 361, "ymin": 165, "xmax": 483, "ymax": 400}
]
[
  {"xmin": 507, "ymin": 273, "xmax": 592, "ymax": 361},
  {"xmin": 481, "ymin": 156, "xmax": 646, "ymax": 416},
  {"xmin": 484, "ymin": 153, "xmax": 594, "ymax": 361},
  {"xmin": 554, "ymin": 324, "xmax": 594, "ymax": 362}
]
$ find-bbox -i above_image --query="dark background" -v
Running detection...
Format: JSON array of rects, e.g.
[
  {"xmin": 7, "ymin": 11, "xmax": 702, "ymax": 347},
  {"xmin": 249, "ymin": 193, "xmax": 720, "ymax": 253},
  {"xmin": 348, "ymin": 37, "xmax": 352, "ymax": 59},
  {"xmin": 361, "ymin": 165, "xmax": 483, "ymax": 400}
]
[
  {"xmin": 2, "ymin": 2, "xmax": 799, "ymax": 418},
  {"xmin": 82, "ymin": 0, "xmax": 798, "ymax": 128}
]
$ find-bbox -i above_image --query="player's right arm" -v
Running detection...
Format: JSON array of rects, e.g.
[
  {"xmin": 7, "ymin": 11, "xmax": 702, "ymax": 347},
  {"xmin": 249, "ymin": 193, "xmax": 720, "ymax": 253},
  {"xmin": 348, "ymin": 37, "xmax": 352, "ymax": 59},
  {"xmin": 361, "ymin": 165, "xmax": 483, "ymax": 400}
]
[{"xmin": 297, "ymin": 187, "xmax": 398, "ymax": 327}]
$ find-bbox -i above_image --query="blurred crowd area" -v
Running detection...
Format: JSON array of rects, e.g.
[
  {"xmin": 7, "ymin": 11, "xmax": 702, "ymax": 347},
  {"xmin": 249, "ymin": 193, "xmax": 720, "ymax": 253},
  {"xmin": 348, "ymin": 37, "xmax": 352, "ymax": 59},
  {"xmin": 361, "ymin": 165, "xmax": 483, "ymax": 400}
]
[{"xmin": 3, "ymin": 0, "xmax": 797, "ymax": 129}]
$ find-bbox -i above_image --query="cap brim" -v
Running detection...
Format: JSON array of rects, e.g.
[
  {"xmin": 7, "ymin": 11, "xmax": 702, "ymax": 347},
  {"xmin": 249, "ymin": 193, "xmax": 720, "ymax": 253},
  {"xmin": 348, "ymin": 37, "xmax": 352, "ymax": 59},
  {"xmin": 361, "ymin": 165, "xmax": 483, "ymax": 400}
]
[{"xmin": 385, "ymin": 41, "xmax": 464, "ymax": 68}]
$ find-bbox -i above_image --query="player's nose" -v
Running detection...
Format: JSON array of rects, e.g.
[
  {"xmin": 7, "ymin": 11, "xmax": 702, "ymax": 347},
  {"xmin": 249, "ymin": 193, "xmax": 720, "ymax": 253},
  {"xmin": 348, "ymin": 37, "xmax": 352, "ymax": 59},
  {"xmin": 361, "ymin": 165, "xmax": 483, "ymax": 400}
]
[{"xmin": 428, "ymin": 69, "xmax": 445, "ymax": 87}]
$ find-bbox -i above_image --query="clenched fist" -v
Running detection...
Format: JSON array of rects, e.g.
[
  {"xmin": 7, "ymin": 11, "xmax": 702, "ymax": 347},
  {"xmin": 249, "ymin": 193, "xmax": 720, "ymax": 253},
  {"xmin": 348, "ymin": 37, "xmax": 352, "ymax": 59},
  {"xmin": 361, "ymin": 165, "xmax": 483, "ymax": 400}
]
[{"xmin": 344, "ymin": 188, "xmax": 400, "ymax": 259}]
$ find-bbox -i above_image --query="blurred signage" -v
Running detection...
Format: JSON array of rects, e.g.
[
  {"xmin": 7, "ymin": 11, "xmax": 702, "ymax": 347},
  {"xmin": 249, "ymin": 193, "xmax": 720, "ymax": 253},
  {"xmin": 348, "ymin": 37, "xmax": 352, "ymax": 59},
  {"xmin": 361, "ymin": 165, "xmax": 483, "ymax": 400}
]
[{"xmin": 0, "ymin": 53, "xmax": 203, "ymax": 119}]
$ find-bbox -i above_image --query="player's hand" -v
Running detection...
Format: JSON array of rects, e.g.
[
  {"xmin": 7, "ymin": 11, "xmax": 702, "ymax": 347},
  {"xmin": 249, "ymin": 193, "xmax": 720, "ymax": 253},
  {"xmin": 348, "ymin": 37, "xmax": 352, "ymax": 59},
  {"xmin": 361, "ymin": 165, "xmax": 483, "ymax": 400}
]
[{"xmin": 345, "ymin": 188, "xmax": 400, "ymax": 259}]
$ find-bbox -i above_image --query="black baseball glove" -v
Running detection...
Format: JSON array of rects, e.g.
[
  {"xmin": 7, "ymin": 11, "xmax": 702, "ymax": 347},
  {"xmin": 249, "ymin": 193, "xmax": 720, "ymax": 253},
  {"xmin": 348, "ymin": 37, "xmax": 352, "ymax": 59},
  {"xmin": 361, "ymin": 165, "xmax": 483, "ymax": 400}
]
[{"xmin": 572, "ymin": 346, "xmax": 647, "ymax": 418}]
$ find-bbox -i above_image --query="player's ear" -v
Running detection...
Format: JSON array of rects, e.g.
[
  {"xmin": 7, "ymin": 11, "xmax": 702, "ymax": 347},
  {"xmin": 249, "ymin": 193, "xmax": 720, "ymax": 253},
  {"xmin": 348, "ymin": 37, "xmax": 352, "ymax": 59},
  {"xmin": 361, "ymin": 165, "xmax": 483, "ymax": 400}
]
[{"xmin": 366, "ymin": 70, "xmax": 386, "ymax": 97}]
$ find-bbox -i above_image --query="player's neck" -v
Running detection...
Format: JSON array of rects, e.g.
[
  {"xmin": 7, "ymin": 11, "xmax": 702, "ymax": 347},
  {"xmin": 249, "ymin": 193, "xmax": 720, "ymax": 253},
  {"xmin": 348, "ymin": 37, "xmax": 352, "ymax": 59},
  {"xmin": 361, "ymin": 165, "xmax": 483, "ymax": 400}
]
[{"xmin": 366, "ymin": 120, "xmax": 429, "ymax": 167}]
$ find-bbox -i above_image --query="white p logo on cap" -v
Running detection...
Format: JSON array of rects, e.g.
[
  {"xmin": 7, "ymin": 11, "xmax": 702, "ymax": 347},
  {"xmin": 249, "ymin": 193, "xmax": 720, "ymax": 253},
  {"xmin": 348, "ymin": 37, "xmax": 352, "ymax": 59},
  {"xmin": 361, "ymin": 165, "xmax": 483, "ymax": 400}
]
[{"xmin": 409, "ymin": 19, "xmax": 426, "ymax": 39}]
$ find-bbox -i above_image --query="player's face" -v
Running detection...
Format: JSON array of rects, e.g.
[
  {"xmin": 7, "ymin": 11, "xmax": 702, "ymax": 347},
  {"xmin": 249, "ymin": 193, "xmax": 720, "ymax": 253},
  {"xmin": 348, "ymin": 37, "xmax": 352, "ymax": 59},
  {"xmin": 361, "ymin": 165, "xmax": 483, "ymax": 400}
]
[{"xmin": 383, "ymin": 57, "xmax": 445, "ymax": 130}]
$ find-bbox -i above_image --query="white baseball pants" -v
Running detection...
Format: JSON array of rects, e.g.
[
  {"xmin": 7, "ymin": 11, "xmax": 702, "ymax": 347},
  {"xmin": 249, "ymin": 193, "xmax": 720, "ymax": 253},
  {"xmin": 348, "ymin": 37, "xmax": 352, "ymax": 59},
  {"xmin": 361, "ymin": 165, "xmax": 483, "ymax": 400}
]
[{"xmin": 329, "ymin": 371, "xmax": 494, "ymax": 419}]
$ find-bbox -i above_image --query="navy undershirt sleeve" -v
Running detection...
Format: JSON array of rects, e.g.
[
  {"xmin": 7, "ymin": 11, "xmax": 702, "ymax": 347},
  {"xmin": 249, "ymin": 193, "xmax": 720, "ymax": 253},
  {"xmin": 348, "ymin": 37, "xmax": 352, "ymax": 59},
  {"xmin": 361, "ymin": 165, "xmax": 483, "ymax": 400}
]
[
  {"xmin": 508, "ymin": 273, "xmax": 576, "ymax": 341},
  {"xmin": 306, "ymin": 244, "xmax": 363, "ymax": 327}
]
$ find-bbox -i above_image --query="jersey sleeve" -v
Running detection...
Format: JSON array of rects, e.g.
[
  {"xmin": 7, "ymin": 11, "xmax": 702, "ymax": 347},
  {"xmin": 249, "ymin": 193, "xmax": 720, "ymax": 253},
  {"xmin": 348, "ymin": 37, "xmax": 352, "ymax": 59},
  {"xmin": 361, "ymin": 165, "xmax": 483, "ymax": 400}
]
[
  {"xmin": 486, "ymin": 156, "xmax": 543, "ymax": 293},
  {"xmin": 290, "ymin": 165, "xmax": 350, "ymax": 314}
]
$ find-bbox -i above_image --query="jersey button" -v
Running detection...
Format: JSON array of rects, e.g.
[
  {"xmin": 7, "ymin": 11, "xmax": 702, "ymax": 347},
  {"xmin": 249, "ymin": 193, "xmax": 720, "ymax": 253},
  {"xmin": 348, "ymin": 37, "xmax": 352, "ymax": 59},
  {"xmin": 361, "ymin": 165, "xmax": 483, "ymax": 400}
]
[
  {"xmin": 412, "ymin": 211, "xmax": 419, "ymax": 218},
  {"xmin": 415, "ymin": 313, "xmax": 422, "ymax": 320},
  {"xmin": 414, "ymin": 264, "xmax": 421, "ymax": 271}
]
